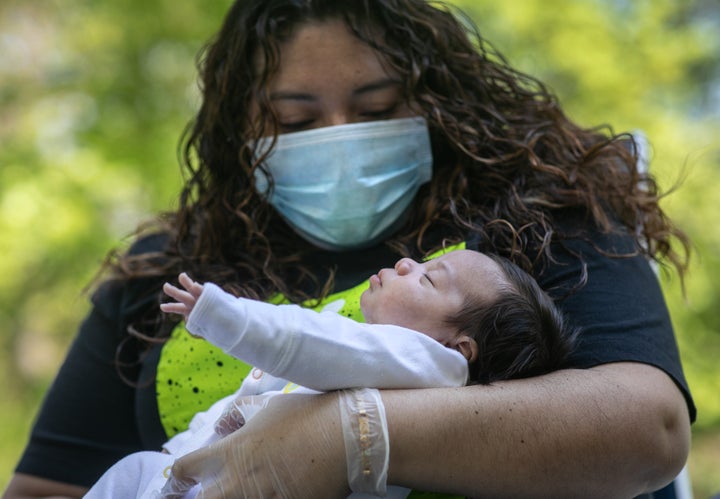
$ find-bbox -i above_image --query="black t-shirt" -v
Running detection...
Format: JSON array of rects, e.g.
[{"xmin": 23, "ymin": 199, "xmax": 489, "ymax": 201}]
[{"xmin": 15, "ymin": 220, "xmax": 696, "ymax": 488}]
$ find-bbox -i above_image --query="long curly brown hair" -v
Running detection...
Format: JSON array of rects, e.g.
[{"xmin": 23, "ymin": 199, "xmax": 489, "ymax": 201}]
[{"xmin": 105, "ymin": 0, "xmax": 690, "ymax": 342}]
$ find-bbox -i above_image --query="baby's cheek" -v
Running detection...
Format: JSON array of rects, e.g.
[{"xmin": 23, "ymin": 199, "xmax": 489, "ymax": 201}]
[
  {"xmin": 358, "ymin": 290, "xmax": 368, "ymax": 311},
  {"xmin": 362, "ymin": 292, "xmax": 395, "ymax": 325},
  {"xmin": 359, "ymin": 295, "xmax": 375, "ymax": 323}
]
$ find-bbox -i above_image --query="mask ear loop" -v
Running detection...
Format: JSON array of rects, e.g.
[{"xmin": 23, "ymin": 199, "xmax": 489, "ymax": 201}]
[
  {"xmin": 338, "ymin": 388, "xmax": 389, "ymax": 496},
  {"xmin": 248, "ymin": 132, "xmax": 278, "ymax": 198},
  {"xmin": 246, "ymin": 85, "xmax": 282, "ymax": 197}
]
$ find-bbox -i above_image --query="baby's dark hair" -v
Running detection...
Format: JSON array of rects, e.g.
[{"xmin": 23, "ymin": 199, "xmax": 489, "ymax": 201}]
[{"xmin": 446, "ymin": 254, "xmax": 579, "ymax": 384}]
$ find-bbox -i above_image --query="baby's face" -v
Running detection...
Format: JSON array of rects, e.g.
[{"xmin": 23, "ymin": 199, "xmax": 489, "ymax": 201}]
[{"xmin": 360, "ymin": 250, "xmax": 505, "ymax": 343}]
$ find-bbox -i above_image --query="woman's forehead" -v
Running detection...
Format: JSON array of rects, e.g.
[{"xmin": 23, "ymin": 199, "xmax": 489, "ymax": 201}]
[{"xmin": 269, "ymin": 20, "xmax": 394, "ymax": 89}]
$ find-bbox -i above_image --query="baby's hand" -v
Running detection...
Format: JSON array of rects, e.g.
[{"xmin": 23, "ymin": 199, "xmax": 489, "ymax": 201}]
[{"xmin": 160, "ymin": 272, "xmax": 204, "ymax": 322}]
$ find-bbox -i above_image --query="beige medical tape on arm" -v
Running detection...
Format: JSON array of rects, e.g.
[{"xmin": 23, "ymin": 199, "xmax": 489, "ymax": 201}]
[{"xmin": 338, "ymin": 388, "xmax": 390, "ymax": 496}]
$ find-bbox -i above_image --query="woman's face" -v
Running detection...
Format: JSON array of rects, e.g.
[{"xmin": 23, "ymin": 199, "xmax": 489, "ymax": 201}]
[{"xmin": 259, "ymin": 19, "xmax": 415, "ymax": 134}]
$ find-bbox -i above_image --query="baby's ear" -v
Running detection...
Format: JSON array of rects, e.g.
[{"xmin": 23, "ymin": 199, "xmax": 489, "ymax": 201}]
[{"xmin": 451, "ymin": 335, "xmax": 478, "ymax": 363}]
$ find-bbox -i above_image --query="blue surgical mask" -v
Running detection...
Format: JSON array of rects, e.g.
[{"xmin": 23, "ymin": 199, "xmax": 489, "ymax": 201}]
[{"xmin": 254, "ymin": 117, "xmax": 433, "ymax": 251}]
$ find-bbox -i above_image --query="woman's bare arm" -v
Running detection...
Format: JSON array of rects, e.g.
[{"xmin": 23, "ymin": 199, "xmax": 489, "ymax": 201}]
[
  {"xmin": 385, "ymin": 362, "xmax": 690, "ymax": 498},
  {"xmin": 163, "ymin": 361, "xmax": 689, "ymax": 498},
  {"xmin": 2, "ymin": 473, "xmax": 88, "ymax": 499}
]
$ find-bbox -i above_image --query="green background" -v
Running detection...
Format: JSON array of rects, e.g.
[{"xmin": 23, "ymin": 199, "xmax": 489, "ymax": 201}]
[{"xmin": 1, "ymin": 0, "xmax": 718, "ymax": 496}]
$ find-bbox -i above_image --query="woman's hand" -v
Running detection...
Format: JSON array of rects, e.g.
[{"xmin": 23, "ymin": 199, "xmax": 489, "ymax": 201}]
[
  {"xmin": 213, "ymin": 391, "xmax": 281, "ymax": 437},
  {"xmin": 160, "ymin": 392, "xmax": 350, "ymax": 499}
]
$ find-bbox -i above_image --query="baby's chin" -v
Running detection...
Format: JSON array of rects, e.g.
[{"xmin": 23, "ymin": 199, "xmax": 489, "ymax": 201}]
[{"xmin": 358, "ymin": 292, "xmax": 374, "ymax": 323}]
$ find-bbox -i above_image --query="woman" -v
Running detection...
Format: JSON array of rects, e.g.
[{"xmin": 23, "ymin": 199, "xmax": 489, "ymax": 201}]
[{"xmin": 4, "ymin": 1, "xmax": 694, "ymax": 497}]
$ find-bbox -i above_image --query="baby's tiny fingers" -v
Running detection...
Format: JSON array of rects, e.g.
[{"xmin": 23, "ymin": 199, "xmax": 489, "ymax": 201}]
[
  {"xmin": 160, "ymin": 302, "xmax": 188, "ymax": 316},
  {"xmin": 163, "ymin": 282, "xmax": 196, "ymax": 305},
  {"xmin": 178, "ymin": 272, "xmax": 204, "ymax": 297},
  {"xmin": 163, "ymin": 282, "xmax": 184, "ymax": 299}
]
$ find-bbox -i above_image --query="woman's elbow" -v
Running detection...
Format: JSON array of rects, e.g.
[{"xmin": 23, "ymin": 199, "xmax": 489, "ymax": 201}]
[
  {"xmin": 593, "ymin": 363, "xmax": 691, "ymax": 496},
  {"xmin": 646, "ymin": 393, "xmax": 691, "ymax": 492},
  {"xmin": 631, "ymin": 373, "xmax": 692, "ymax": 494}
]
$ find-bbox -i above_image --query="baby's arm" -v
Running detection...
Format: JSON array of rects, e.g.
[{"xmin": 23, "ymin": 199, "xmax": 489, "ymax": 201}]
[{"xmin": 185, "ymin": 282, "xmax": 468, "ymax": 391}]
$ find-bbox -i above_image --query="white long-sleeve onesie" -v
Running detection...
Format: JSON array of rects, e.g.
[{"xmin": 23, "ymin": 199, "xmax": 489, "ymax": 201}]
[
  {"xmin": 85, "ymin": 283, "xmax": 467, "ymax": 499},
  {"xmin": 189, "ymin": 283, "xmax": 468, "ymax": 391}
]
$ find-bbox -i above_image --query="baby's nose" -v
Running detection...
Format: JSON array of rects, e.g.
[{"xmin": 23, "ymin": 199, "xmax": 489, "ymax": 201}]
[{"xmin": 394, "ymin": 258, "xmax": 417, "ymax": 275}]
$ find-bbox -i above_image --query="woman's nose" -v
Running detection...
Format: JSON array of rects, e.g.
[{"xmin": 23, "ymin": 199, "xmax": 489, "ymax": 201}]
[
  {"xmin": 326, "ymin": 112, "xmax": 350, "ymax": 127},
  {"xmin": 394, "ymin": 258, "xmax": 417, "ymax": 275}
]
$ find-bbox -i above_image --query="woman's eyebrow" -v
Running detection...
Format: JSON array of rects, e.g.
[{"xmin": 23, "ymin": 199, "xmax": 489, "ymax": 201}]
[
  {"xmin": 269, "ymin": 91, "xmax": 316, "ymax": 102},
  {"xmin": 269, "ymin": 78, "xmax": 401, "ymax": 102},
  {"xmin": 353, "ymin": 78, "xmax": 402, "ymax": 96}
]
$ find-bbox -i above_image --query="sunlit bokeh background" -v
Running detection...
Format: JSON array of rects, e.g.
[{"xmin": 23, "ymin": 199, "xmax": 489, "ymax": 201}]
[{"xmin": 1, "ymin": 0, "xmax": 718, "ymax": 496}]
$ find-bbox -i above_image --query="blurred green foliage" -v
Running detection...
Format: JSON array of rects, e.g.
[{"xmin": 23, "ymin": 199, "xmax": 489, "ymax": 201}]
[{"xmin": 1, "ymin": 0, "xmax": 718, "ymax": 496}]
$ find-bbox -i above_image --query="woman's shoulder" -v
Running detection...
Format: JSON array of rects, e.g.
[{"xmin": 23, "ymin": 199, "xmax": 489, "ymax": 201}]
[
  {"xmin": 548, "ymin": 207, "xmax": 639, "ymax": 256},
  {"xmin": 534, "ymin": 207, "xmax": 649, "ymax": 293},
  {"xmin": 90, "ymin": 232, "xmax": 171, "ymax": 324},
  {"xmin": 127, "ymin": 231, "xmax": 170, "ymax": 256}
]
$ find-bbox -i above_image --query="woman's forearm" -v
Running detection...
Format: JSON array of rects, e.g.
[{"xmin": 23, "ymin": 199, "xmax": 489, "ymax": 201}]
[
  {"xmin": 159, "ymin": 361, "xmax": 690, "ymax": 498},
  {"xmin": 2, "ymin": 473, "xmax": 88, "ymax": 499},
  {"xmin": 383, "ymin": 362, "xmax": 690, "ymax": 498}
]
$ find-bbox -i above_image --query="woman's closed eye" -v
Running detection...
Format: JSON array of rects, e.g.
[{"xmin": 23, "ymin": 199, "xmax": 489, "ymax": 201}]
[
  {"xmin": 423, "ymin": 273, "xmax": 435, "ymax": 287},
  {"xmin": 279, "ymin": 118, "xmax": 315, "ymax": 133},
  {"xmin": 360, "ymin": 104, "xmax": 398, "ymax": 119}
]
